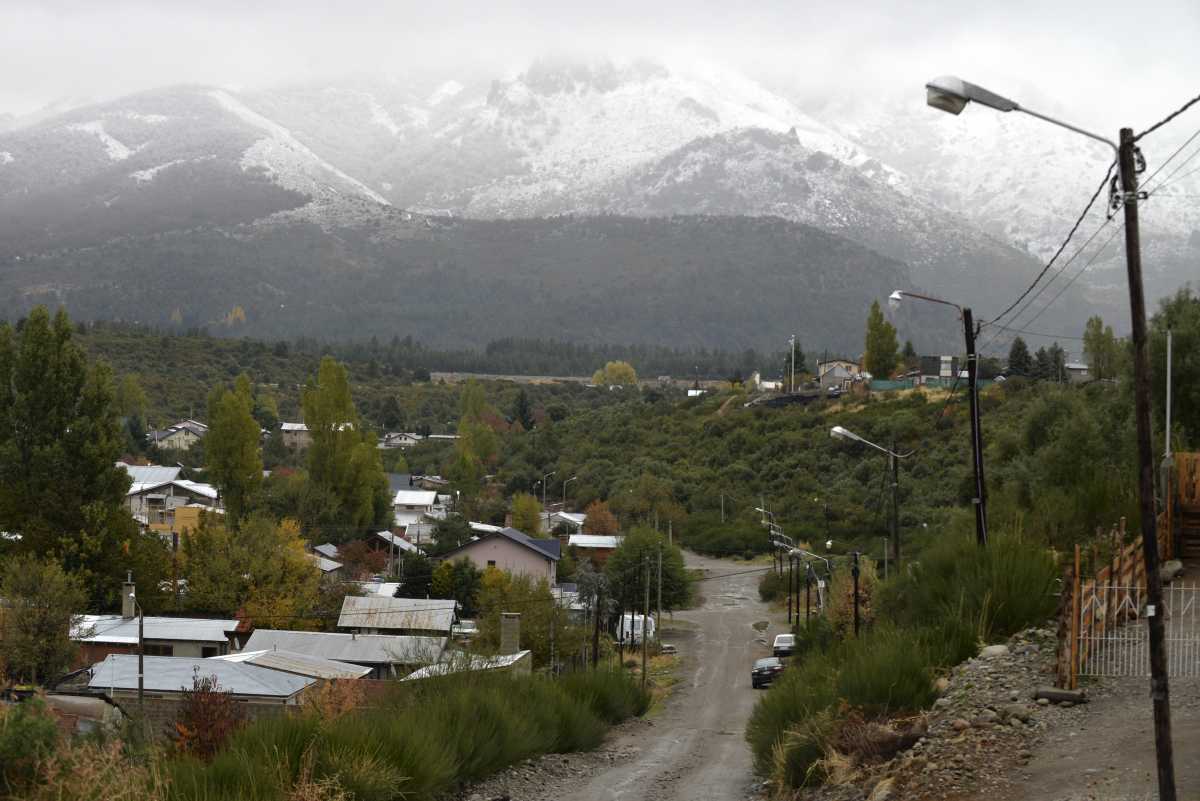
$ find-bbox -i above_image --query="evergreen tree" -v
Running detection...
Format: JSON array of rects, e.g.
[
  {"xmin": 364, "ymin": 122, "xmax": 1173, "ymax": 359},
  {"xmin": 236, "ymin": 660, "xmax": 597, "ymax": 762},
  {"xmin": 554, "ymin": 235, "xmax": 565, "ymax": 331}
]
[
  {"xmin": 0, "ymin": 555, "xmax": 89, "ymax": 685},
  {"xmin": 1033, "ymin": 347, "xmax": 1054, "ymax": 381},
  {"xmin": 512, "ymin": 388, "xmax": 535, "ymax": 431},
  {"xmin": 0, "ymin": 307, "xmax": 166, "ymax": 608},
  {"xmin": 205, "ymin": 374, "xmax": 263, "ymax": 524},
  {"xmin": 863, "ymin": 301, "xmax": 899, "ymax": 377},
  {"xmin": 1007, "ymin": 337, "xmax": 1033, "ymax": 377},
  {"xmin": 902, "ymin": 340, "xmax": 918, "ymax": 370}
]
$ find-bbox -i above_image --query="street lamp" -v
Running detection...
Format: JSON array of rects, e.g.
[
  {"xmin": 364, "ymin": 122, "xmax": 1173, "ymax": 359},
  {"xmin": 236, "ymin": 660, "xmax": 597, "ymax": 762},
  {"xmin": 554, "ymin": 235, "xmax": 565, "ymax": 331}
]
[
  {"xmin": 926, "ymin": 74, "xmax": 1174, "ymax": 799},
  {"xmin": 562, "ymin": 475, "xmax": 578, "ymax": 508},
  {"xmin": 830, "ymin": 426, "xmax": 911, "ymax": 563},
  {"xmin": 888, "ymin": 288, "xmax": 988, "ymax": 547}
]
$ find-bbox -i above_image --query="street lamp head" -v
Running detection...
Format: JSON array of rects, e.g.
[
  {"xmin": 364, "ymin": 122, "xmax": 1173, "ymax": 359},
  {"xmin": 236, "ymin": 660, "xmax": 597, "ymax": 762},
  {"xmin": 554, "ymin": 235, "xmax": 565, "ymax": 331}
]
[
  {"xmin": 926, "ymin": 75, "xmax": 1019, "ymax": 116},
  {"xmin": 830, "ymin": 425, "xmax": 857, "ymax": 442},
  {"xmin": 888, "ymin": 290, "xmax": 904, "ymax": 310}
]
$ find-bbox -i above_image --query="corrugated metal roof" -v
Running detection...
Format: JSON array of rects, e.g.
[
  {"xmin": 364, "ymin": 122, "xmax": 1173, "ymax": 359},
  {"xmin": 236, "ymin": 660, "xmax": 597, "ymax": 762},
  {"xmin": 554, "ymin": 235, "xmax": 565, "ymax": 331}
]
[
  {"xmin": 308, "ymin": 554, "xmax": 343, "ymax": 573},
  {"xmin": 211, "ymin": 649, "xmax": 371, "ymax": 680},
  {"xmin": 402, "ymin": 650, "xmax": 531, "ymax": 681},
  {"xmin": 375, "ymin": 531, "xmax": 421, "ymax": 552},
  {"xmin": 280, "ymin": 422, "xmax": 308, "ymax": 432},
  {"xmin": 355, "ymin": 581, "xmax": 402, "ymax": 597},
  {"xmin": 88, "ymin": 654, "xmax": 313, "ymax": 697},
  {"xmin": 338, "ymin": 596, "xmax": 455, "ymax": 632},
  {"xmin": 314, "ymin": 543, "xmax": 339, "ymax": 559},
  {"xmin": 74, "ymin": 615, "xmax": 238, "ymax": 645},
  {"xmin": 242, "ymin": 630, "xmax": 446, "ymax": 665},
  {"xmin": 569, "ymin": 534, "xmax": 621, "ymax": 549},
  {"xmin": 125, "ymin": 479, "xmax": 218, "ymax": 500},
  {"xmin": 116, "ymin": 462, "xmax": 181, "ymax": 485}
]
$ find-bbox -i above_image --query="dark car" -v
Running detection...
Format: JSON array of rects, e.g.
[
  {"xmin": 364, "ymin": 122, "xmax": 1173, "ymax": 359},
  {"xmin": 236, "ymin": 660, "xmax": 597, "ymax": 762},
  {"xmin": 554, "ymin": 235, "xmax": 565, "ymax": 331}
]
[{"xmin": 751, "ymin": 656, "xmax": 785, "ymax": 689}]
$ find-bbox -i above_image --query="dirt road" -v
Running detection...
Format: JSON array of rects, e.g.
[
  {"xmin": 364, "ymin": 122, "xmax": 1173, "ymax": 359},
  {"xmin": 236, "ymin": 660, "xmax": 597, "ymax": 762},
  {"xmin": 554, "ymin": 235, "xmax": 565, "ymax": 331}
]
[{"xmin": 465, "ymin": 551, "xmax": 782, "ymax": 801}]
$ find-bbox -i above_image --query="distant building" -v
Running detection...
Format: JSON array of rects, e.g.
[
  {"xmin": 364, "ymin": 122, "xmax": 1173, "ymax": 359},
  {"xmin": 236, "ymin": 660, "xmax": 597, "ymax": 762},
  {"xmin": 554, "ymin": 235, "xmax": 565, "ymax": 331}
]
[
  {"xmin": 393, "ymin": 490, "xmax": 438, "ymax": 528},
  {"xmin": 280, "ymin": 422, "xmax": 311, "ymax": 449},
  {"xmin": 918, "ymin": 355, "xmax": 960, "ymax": 386},
  {"xmin": 210, "ymin": 649, "xmax": 371, "ymax": 680},
  {"xmin": 241, "ymin": 629, "xmax": 446, "ymax": 678},
  {"xmin": 147, "ymin": 420, "xmax": 207, "ymax": 451},
  {"xmin": 816, "ymin": 359, "xmax": 862, "ymax": 391},
  {"xmin": 379, "ymin": 432, "xmax": 424, "ymax": 450},
  {"xmin": 568, "ymin": 533, "xmax": 621, "ymax": 566},
  {"xmin": 73, "ymin": 613, "xmax": 241, "ymax": 665},
  {"xmin": 1065, "ymin": 362, "xmax": 1091, "ymax": 384},
  {"xmin": 438, "ymin": 527, "xmax": 560, "ymax": 585}
]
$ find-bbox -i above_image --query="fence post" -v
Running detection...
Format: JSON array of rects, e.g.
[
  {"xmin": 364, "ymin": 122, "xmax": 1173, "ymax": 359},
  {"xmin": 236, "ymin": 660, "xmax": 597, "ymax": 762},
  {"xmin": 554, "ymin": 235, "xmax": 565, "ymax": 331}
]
[{"xmin": 1070, "ymin": 544, "xmax": 1082, "ymax": 689}]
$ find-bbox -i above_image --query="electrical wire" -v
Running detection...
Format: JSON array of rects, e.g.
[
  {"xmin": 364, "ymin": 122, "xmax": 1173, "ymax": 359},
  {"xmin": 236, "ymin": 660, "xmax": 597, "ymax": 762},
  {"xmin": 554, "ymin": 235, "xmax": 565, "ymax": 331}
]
[
  {"xmin": 983, "ymin": 163, "xmax": 1116, "ymax": 328},
  {"xmin": 1135, "ymin": 92, "xmax": 1200, "ymax": 142}
]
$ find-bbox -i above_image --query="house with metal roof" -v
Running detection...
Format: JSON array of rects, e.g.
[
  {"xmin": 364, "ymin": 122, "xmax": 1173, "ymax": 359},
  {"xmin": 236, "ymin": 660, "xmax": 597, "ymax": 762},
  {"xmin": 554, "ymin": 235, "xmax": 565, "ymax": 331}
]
[
  {"xmin": 438, "ymin": 527, "xmax": 560, "ymax": 585},
  {"xmin": 87, "ymin": 654, "xmax": 314, "ymax": 706},
  {"xmin": 393, "ymin": 490, "xmax": 438, "ymax": 527},
  {"xmin": 402, "ymin": 650, "xmax": 533, "ymax": 681},
  {"xmin": 241, "ymin": 629, "xmax": 446, "ymax": 678},
  {"xmin": 568, "ymin": 533, "xmax": 622, "ymax": 566},
  {"xmin": 337, "ymin": 596, "xmax": 456, "ymax": 636},
  {"xmin": 116, "ymin": 462, "xmax": 182, "ymax": 486},
  {"xmin": 72, "ymin": 612, "xmax": 242, "ymax": 666},
  {"xmin": 210, "ymin": 649, "xmax": 371, "ymax": 680},
  {"xmin": 148, "ymin": 420, "xmax": 208, "ymax": 451},
  {"xmin": 314, "ymin": 543, "xmax": 340, "ymax": 559}
]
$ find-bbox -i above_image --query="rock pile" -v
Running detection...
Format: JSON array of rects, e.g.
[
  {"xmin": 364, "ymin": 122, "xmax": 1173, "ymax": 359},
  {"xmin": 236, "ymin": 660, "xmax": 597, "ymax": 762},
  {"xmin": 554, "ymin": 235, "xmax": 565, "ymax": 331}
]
[{"xmin": 801, "ymin": 626, "xmax": 1090, "ymax": 801}]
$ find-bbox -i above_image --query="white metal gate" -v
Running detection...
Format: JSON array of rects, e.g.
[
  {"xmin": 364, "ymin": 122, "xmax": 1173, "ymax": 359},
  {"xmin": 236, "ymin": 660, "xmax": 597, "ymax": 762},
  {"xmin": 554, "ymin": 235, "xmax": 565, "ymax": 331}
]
[{"xmin": 1078, "ymin": 584, "xmax": 1200, "ymax": 678}]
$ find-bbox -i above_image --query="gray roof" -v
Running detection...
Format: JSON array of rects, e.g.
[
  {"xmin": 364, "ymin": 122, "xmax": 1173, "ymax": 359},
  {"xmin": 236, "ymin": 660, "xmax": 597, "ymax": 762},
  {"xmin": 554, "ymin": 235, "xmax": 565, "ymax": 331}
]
[
  {"xmin": 338, "ymin": 596, "xmax": 455, "ymax": 632},
  {"xmin": 74, "ymin": 615, "xmax": 238, "ymax": 645},
  {"xmin": 116, "ymin": 462, "xmax": 181, "ymax": 485},
  {"xmin": 211, "ymin": 649, "xmax": 371, "ymax": 680},
  {"xmin": 403, "ymin": 650, "xmax": 532, "ymax": 681},
  {"xmin": 88, "ymin": 655, "xmax": 313, "ymax": 698},
  {"xmin": 242, "ymin": 629, "xmax": 446, "ymax": 666},
  {"xmin": 441, "ymin": 527, "xmax": 560, "ymax": 562},
  {"xmin": 314, "ymin": 543, "xmax": 339, "ymax": 559}
]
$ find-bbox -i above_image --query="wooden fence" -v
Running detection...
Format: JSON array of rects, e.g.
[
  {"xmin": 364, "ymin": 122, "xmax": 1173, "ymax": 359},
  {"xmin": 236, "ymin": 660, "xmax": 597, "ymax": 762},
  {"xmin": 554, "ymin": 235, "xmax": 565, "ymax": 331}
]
[
  {"xmin": 1056, "ymin": 514, "xmax": 1173, "ymax": 689},
  {"xmin": 1178, "ymin": 452, "xmax": 1200, "ymax": 510}
]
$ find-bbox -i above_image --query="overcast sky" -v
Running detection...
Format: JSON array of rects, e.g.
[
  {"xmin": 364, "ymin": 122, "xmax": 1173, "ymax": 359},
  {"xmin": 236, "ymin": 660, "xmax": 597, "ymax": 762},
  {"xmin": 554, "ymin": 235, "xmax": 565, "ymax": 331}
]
[{"xmin": 5, "ymin": 0, "xmax": 1199, "ymax": 132}]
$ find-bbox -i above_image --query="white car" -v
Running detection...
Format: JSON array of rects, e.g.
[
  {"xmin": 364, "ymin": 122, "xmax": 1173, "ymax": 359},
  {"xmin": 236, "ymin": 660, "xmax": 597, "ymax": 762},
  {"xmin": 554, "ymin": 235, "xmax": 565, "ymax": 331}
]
[{"xmin": 773, "ymin": 633, "xmax": 796, "ymax": 657}]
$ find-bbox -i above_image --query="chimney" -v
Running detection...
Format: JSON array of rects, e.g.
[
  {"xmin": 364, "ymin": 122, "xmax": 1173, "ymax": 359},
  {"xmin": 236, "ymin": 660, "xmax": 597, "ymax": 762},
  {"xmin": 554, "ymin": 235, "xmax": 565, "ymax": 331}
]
[
  {"xmin": 499, "ymin": 612, "xmax": 521, "ymax": 655},
  {"xmin": 121, "ymin": 571, "xmax": 136, "ymax": 620}
]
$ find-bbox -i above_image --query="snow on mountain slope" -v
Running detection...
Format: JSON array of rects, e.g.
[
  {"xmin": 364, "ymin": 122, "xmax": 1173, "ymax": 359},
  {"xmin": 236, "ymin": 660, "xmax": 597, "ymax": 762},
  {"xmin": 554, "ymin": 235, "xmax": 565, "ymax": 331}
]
[
  {"xmin": 66, "ymin": 120, "xmax": 135, "ymax": 160},
  {"xmin": 208, "ymin": 89, "xmax": 390, "ymax": 205}
]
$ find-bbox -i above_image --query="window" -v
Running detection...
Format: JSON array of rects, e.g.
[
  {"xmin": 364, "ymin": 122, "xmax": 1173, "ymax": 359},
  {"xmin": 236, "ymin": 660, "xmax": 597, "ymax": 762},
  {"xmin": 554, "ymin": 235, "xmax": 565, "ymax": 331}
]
[
  {"xmin": 487, "ymin": 560, "xmax": 496, "ymax": 567},
  {"xmin": 143, "ymin": 643, "xmax": 173, "ymax": 656},
  {"xmin": 202, "ymin": 646, "xmax": 219, "ymax": 658}
]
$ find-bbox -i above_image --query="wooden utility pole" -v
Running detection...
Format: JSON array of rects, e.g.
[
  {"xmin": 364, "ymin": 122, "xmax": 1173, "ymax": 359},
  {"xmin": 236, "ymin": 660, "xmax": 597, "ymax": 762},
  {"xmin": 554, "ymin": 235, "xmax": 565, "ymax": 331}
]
[
  {"xmin": 656, "ymin": 543, "xmax": 663, "ymax": 631},
  {"xmin": 890, "ymin": 439, "xmax": 901, "ymax": 564},
  {"xmin": 963, "ymin": 306, "xmax": 988, "ymax": 546},
  {"xmin": 592, "ymin": 585, "xmax": 602, "ymax": 669},
  {"xmin": 642, "ymin": 557, "xmax": 650, "ymax": 692},
  {"xmin": 1120, "ymin": 126, "xmax": 1176, "ymax": 801}
]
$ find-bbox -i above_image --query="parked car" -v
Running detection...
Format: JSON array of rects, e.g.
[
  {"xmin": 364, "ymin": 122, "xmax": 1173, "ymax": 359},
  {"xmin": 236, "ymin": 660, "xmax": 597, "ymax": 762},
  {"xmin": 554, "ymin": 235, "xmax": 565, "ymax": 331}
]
[
  {"xmin": 660, "ymin": 643, "xmax": 677, "ymax": 655},
  {"xmin": 751, "ymin": 657, "xmax": 785, "ymax": 689},
  {"xmin": 773, "ymin": 633, "xmax": 796, "ymax": 658}
]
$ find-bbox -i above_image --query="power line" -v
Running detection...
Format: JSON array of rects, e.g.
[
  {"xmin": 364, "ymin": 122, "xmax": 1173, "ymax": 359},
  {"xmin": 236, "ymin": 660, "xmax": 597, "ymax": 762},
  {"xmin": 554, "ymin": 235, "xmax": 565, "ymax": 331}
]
[
  {"xmin": 1135, "ymin": 92, "xmax": 1200, "ymax": 142},
  {"xmin": 988, "ymin": 324, "xmax": 1085, "ymax": 342},
  {"xmin": 984, "ymin": 163, "xmax": 1115, "ymax": 328},
  {"xmin": 1139, "ymin": 126, "xmax": 1200, "ymax": 188}
]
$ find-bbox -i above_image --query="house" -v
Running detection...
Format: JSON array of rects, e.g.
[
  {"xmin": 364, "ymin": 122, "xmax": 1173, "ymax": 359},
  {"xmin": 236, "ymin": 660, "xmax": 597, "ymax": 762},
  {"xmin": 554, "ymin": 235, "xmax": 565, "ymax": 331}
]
[
  {"xmin": 337, "ymin": 596, "xmax": 456, "ymax": 636},
  {"xmin": 313, "ymin": 543, "xmax": 340, "ymax": 560},
  {"xmin": 85, "ymin": 655, "xmax": 314, "ymax": 728},
  {"xmin": 280, "ymin": 422, "xmax": 312, "ymax": 449},
  {"xmin": 241, "ymin": 629, "xmax": 446, "ymax": 679},
  {"xmin": 402, "ymin": 650, "xmax": 533, "ymax": 682},
  {"xmin": 816, "ymin": 360, "xmax": 862, "ymax": 390},
  {"xmin": 210, "ymin": 649, "xmax": 371, "ymax": 680},
  {"xmin": 125, "ymin": 479, "xmax": 220, "ymax": 525},
  {"xmin": 438, "ymin": 527, "xmax": 560, "ymax": 585},
  {"xmin": 393, "ymin": 490, "xmax": 438, "ymax": 527},
  {"xmin": 568, "ymin": 533, "xmax": 622, "ymax": 566},
  {"xmin": 1065, "ymin": 362, "xmax": 1091, "ymax": 383},
  {"xmin": 307, "ymin": 553, "xmax": 344, "ymax": 577},
  {"xmin": 148, "ymin": 420, "xmax": 208, "ymax": 451},
  {"xmin": 379, "ymin": 432, "xmax": 424, "ymax": 450},
  {"xmin": 73, "ymin": 613, "xmax": 241, "ymax": 665},
  {"xmin": 546, "ymin": 511, "xmax": 585, "ymax": 535},
  {"xmin": 917, "ymin": 355, "xmax": 961, "ymax": 386},
  {"xmin": 354, "ymin": 580, "xmax": 401, "ymax": 597}
]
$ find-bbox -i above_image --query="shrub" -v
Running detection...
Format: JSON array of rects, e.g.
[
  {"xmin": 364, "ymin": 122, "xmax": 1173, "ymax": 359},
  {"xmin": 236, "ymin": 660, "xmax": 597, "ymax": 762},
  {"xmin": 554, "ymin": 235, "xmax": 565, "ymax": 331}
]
[
  {"xmin": 746, "ymin": 651, "xmax": 839, "ymax": 775},
  {"xmin": 758, "ymin": 569, "xmax": 791, "ymax": 603},
  {"xmin": 835, "ymin": 626, "xmax": 935, "ymax": 716},
  {"xmin": 0, "ymin": 696, "xmax": 60, "ymax": 794},
  {"xmin": 878, "ymin": 531, "xmax": 1057, "ymax": 642}
]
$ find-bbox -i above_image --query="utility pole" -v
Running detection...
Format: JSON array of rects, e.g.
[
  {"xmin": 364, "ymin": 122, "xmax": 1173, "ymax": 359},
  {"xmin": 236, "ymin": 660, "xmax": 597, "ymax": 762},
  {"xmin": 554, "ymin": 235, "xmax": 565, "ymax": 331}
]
[
  {"xmin": 720, "ymin": 493, "xmax": 725, "ymax": 523},
  {"xmin": 1120, "ymin": 126, "xmax": 1176, "ymax": 801},
  {"xmin": 805, "ymin": 563, "xmax": 812, "ymax": 624},
  {"xmin": 1162, "ymin": 329, "xmax": 1174, "ymax": 516},
  {"xmin": 851, "ymin": 552, "xmax": 861, "ymax": 637},
  {"xmin": 592, "ymin": 584, "xmax": 603, "ymax": 669},
  {"xmin": 890, "ymin": 438, "xmax": 900, "ymax": 564},
  {"xmin": 642, "ymin": 557, "xmax": 650, "ymax": 693},
  {"xmin": 787, "ymin": 555, "xmax": 793, "ymax": 624},
  {"xmin": 963, "ymin": 306, "xmax": 989, "ymax": 546},
  {"xmin": 656, "ymin": 543, "xmax": 663, "ymax": 632},
  {"xmin": 789, "ymin": 334, "xmax": 797, "ymax": 394}
]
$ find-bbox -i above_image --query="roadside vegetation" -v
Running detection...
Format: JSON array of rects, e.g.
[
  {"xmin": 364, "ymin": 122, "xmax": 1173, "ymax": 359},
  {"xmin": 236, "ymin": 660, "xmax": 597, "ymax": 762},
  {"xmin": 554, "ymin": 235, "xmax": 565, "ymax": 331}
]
[{"xmin": 0, "ymin": 669, "xmax": 649, "ymax": 801}]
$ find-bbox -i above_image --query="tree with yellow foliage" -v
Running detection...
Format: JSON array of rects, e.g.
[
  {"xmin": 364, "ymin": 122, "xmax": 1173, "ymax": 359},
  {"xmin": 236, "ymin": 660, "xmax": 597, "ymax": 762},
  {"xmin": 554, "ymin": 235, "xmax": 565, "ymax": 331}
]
[{"xmin": 591, "ymin": 360, "xmax": 638, "ymax": 386}]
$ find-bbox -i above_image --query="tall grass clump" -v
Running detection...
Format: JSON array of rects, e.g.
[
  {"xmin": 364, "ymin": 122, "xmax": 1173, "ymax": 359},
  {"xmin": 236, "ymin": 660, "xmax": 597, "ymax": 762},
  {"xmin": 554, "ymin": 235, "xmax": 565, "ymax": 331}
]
[
  {"xmin": 164, "ymin": 668, "xmax": 646, "ymax": 801},
  {"xmin": 835, "ymin": 625, "xmax": 936, "ymax": 716},
  {"xmin": 879, "ymin": 530, "xmax": 1058, "ymax": 641},
  {"xmin": 745, "ymin": 651, "xmax": 839, "ymax": 776}
]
